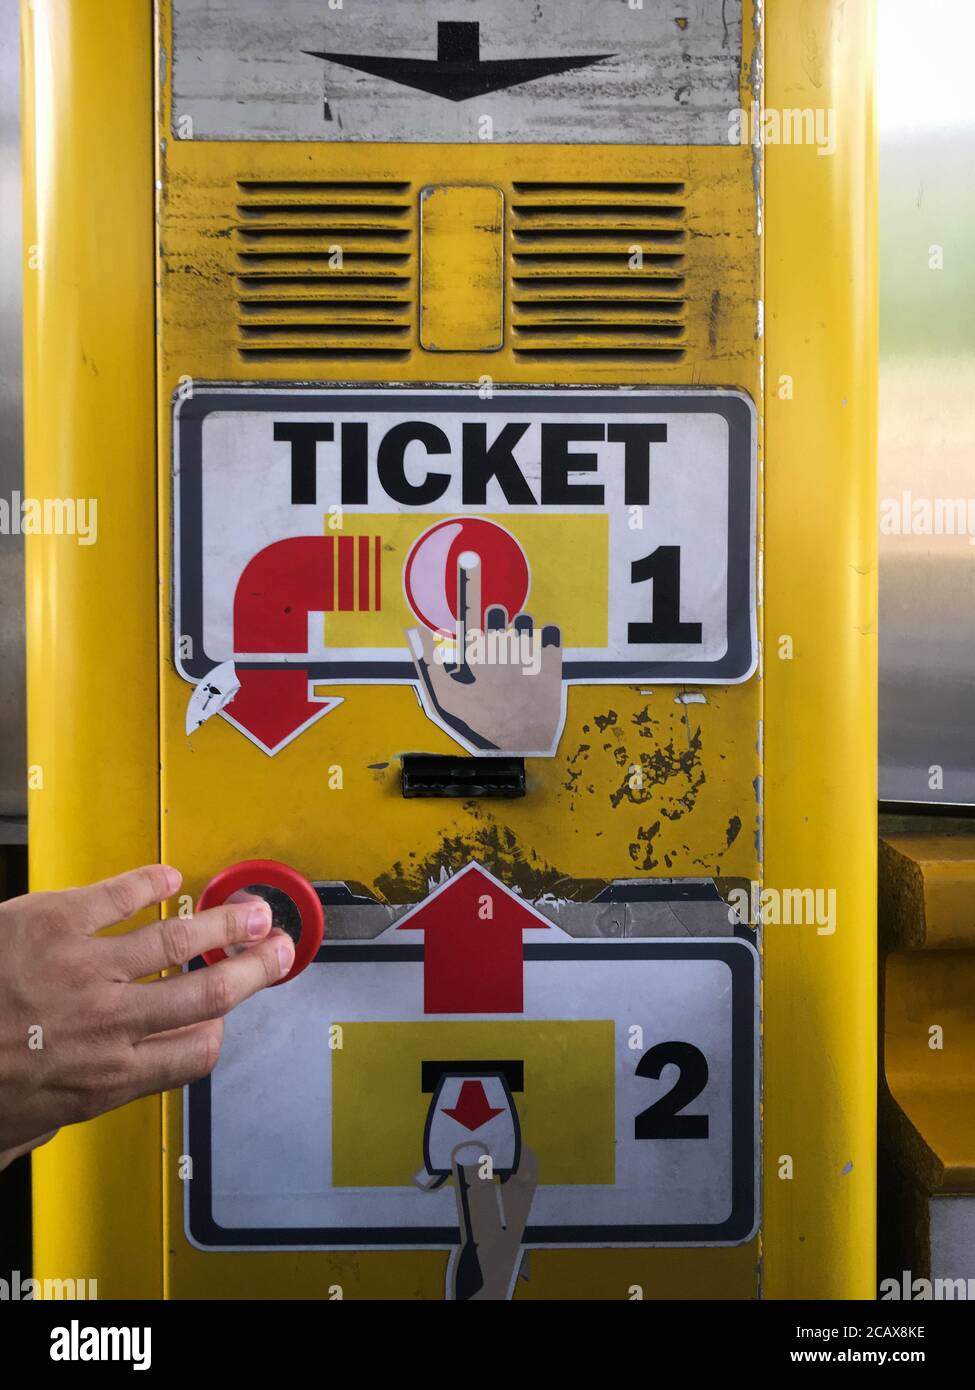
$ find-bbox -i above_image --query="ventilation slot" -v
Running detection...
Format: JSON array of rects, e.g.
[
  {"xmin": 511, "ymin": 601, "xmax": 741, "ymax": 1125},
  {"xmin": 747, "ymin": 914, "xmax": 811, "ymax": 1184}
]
[
  {"xmin": 509, "ymin": 182, "xmax": 688, "ymax": 362},
  {"xmin": 234, "ymin": 181, "xmax": 414, "ymax": 361}
]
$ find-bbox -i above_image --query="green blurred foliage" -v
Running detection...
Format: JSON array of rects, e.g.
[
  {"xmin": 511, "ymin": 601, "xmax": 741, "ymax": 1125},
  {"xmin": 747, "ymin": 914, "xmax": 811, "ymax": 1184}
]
[{"xmin": 880, "ymin": 132, "xmax": 975, "ymax": 356}]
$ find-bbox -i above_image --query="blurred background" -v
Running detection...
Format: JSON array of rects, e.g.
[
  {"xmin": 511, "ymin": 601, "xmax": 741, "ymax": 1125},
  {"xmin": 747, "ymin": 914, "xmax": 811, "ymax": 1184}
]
[{"xmin": 878, "ymin": 0, "xmax": 975, "ymax": 807}]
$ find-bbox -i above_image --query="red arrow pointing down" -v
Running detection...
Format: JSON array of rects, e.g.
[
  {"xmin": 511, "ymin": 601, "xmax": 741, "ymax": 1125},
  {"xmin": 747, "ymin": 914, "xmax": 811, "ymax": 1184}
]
[
  {"xmin": 443, "ymin": 1080, "xmax": 504, "ymax": 1131},
  {"xmin": 224, "ymin": 537, "xmax": 336, "ymax": 754},
  {"xmin": 223, "ymin": 668, "xmax": 336, "ymax": 756}
]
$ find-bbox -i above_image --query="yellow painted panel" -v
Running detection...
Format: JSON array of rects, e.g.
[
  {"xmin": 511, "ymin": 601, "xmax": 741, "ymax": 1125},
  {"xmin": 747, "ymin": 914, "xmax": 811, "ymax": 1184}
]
[
  {"xmin": 157, "ymin": 1200, "xmax": 759, "ymax": 1301},
  {"xmin": 880, "ymin": 832, "xmax": 975, "ymax": 949},
  {"xmin": 332, "ymin": 1021, "xmax": 615, "ymax": 1187},
  {"xmin": 885, "ymin": 950, "xmax": 975, "ymax": 1193},
  {"xmin": 22, "ymin": 0, "xmax": 162, "ymax": 1297},
  {"xmin": 21, "ymin": 0, "xmax": 775, "ymax": 1304},
  {"xmin": 764, "ymin": 0, "xmax": 878, "ymax": 1298},
  {"xmin": 22, "ymin": 0, "xmax": 885, "ymax": 1306},
  {"xmin": 420, "ymin": 185, "xmax": 504, "ymax": 352},
  {"xmin": 158, "ymin": 140, "xmax": 759, "ymax": 387}
]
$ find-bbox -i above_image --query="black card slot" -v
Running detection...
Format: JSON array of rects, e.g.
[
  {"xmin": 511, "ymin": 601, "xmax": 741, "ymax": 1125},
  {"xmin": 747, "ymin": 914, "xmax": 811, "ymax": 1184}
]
[{"xmin": 401, "ymin": 754, "xmax": 526, "ymax": 798}]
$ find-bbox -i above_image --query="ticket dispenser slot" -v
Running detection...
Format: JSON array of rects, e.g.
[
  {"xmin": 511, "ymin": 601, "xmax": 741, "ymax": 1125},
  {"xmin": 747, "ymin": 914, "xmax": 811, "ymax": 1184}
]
[{"xmin": 401, "ymin": 755, "xmax": 527, "ymax": 799}]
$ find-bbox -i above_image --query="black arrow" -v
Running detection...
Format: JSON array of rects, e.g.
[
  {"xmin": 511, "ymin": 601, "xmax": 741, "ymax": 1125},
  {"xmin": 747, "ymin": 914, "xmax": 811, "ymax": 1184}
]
[{"xmin": 304, "ymin": 21, "xmax": 613, "ymax": 103}]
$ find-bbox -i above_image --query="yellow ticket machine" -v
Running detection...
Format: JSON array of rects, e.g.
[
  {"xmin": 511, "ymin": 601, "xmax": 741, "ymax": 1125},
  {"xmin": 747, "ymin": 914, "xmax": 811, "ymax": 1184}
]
[{"xmin": 23, "ymin": 0, "xmax": 877, "ymax": 1299}]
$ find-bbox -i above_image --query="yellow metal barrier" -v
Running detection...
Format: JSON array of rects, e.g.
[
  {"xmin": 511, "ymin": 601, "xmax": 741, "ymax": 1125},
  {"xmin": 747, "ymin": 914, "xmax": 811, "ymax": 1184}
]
[{"xmin": 24, "ymin": 0, "xmax": 877, "ymax": 1299}]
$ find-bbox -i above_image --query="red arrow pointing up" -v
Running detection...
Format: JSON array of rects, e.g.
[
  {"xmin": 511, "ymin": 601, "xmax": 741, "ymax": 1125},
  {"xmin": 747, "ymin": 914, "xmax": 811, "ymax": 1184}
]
[
  {"xmin": 398, "ymin": 864, "xmax": 546, "ymax": 1014},
  {"xmin": 442, "ymin": 1080, "xmax": 504, "ymax": 1131}
]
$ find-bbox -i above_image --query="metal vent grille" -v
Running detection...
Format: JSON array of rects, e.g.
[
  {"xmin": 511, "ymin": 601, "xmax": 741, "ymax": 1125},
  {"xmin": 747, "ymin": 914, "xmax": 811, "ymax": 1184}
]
[
  {"xmin": 234, "ymin": 180, "xmax": 414, "ymax": 360},
  {"xmin": 509, "ymin": 181, "xmax": 688, "ymax": 361}
]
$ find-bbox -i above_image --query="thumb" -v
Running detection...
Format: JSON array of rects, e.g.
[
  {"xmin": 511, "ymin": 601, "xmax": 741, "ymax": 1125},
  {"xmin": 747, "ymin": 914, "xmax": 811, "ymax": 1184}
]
[
  {"xmin": 407, "ymin": 627, "xmax": 436, "ymax": 669},
  {"xmin": 408, "ymin": 627, "xmax": 454, "ymax": 705}
]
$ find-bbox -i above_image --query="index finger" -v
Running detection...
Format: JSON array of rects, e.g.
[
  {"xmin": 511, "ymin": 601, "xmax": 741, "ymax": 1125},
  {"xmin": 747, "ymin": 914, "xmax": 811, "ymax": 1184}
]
[
  {"xmin": 106, "ymin": 898, "xmax": 273, "ymax": 981},
  {"xmin": 54, "ymin": 864, "xmax": 182, "ymax": 937},
  {"xmin": 127, "ymin": 932, "xmax": 294, "ymax": 1038},
  {"xmin": 452, "ymin": 1143, "xmax": 500, "ymax": 1237},
  {"xmin": 457, "ymin": 549, "xmax": 482, "ymax": 637}
]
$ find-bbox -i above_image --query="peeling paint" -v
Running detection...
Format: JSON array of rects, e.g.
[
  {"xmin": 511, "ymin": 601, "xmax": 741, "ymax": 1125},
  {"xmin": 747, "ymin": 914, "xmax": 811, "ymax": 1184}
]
[
  {"xmin": 753, "ymin": 774, "xmax": 764, "ymax": 863},
  {"xmin": 709, "ymin": 288, "xmax": 722, "ymax": 351},
  {"xmin": 159, "ymin": 5, "xmax": 764, "ymax": 968},
  {"xmin": 373, "ymin": 823, "xmax": 605, "ymax": 904},
  {"xmin": 750, "ymin": 0, "xmax": 765, "ymax": 236},
  {"xmin": 629, "ymin": 819, "xmax": 663, "ymax": 871}
]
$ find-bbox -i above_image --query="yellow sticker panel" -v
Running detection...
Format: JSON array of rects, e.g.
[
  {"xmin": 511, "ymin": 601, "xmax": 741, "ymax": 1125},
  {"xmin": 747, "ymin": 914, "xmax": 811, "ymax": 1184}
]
[
  {"xmin": 321, "ymin": 511, "xmax": 608, "ymax": 650},
  {"xmin": 331, "ymin": 1020, "xmax": 615, "ymax": 1187}
]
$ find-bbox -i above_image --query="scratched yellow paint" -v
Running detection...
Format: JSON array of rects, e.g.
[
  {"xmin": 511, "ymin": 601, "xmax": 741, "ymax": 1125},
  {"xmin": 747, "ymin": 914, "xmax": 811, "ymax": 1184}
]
[
  {"xmin": 150, "ymin": 0, "xmax": 766, "ymax": 1301},
  {"xmin": 26, "ymin": 0, "xmax": 767, "ymax": 1301},
  {"xmin": 332, "ymin": 1022, "xmax": 615, "ymax": 1187},
  {"xmin": 159, "ymin": 147, "xmax": 759, "ymax": 388},
  {"xmin": 420, "ymin": 185, "xmax": 504, "ymax": 351}
]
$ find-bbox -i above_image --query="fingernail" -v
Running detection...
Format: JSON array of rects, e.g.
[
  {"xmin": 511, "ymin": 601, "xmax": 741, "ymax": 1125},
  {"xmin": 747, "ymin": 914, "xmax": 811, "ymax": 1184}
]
[
  {"xmin": 247, "ymin": 904, "xmax": 272, "ymax": 937},
  {"xmin": 276, "ymin": 936, "xmax": 295, "ymax": 977},
  {"xmin": 163, "ymin": 865, "xmax": 182, "ymax": 894}
]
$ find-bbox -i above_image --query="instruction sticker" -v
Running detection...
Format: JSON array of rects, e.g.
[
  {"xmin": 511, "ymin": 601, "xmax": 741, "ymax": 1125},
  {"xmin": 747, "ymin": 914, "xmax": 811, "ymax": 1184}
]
[
  {"xmin": 173, "ymin": 387, "xmax": 756, "ymax": 754},
  {"xmin": 185, "ymin": 866, "xmax": 759, "ymax": 1250}
]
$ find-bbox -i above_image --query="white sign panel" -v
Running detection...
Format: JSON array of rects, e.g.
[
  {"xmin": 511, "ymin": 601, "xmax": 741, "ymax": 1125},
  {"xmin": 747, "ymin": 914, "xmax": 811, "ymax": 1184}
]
[
  {"xmin": 174, "ymin": 387, "xmax": 756, "ymax": 753},
  {"xmin": 185, "ymin": 868, "xmax": 758, "ymax": 1249}
]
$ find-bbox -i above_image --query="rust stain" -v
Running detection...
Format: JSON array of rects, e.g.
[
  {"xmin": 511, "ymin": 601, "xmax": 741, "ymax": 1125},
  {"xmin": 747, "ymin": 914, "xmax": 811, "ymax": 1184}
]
[
  {"xmin": 373, "ymin": 818, "xmax": 604, "ymax": 904},
  {"xmin": 628, "ymin": 820, "xmax": 662, "ymax": 871},
  {"xmin": 592, "ymin": 711, "xmax": 618, "ymax": 732}
]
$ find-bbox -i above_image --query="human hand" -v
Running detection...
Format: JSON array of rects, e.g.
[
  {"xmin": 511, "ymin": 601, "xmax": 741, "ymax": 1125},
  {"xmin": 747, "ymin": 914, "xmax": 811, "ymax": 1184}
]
[
  {"xmin": 408, "ymin": 550, "xmax": 565, "ymax": 756},
  {"xmin": 447, "ymin": 1144, "xmax": 538, "ymax": 1301},
  {"xmin": 0, "ymin": 864, "xmax": 293, "ymax": 1167}
]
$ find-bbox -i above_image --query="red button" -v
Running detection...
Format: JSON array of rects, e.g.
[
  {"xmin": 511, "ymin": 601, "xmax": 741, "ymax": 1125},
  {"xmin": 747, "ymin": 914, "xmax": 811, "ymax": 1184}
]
[{"xmin": 197, "ymin": 859, "xmax": 324, "ymax": 986}]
